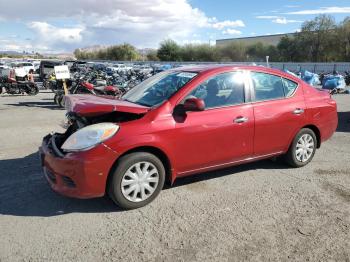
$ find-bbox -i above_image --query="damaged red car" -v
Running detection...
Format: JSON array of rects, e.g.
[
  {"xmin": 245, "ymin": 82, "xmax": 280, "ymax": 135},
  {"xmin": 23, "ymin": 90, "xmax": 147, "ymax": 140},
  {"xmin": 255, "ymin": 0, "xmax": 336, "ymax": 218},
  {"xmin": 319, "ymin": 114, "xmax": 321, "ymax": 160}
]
[{"xmin": 40, "ymin": 65, "xmax": 338, "ymax": 209}]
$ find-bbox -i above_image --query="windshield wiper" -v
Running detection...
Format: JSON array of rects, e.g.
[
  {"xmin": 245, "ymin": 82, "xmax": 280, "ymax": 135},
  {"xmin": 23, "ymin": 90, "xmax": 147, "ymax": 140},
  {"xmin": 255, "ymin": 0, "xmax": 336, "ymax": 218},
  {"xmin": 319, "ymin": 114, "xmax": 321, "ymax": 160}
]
[{"xmin": 123, "ymin": 98, "xmax": 151, "ymax": 107}]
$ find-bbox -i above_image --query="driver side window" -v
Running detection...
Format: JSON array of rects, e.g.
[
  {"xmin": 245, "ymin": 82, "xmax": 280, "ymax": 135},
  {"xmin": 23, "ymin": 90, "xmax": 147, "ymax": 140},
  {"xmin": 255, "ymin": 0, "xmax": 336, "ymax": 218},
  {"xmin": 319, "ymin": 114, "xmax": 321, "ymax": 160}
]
[{"xmin": 186, "ymin": 71, "xmax": 245, "ymax": 109}]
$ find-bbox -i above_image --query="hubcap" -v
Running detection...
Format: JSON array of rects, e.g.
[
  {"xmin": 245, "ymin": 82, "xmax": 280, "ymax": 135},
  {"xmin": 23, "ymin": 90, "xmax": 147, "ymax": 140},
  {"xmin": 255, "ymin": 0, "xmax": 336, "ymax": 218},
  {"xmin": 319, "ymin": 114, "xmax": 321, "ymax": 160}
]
[
  {"xmin": 295, "ymin": 134, "xmax": 314, "ymax": 162},
  {"xmin": 121, "ymin": 162, "xmax": 159, "ymax": 202}
]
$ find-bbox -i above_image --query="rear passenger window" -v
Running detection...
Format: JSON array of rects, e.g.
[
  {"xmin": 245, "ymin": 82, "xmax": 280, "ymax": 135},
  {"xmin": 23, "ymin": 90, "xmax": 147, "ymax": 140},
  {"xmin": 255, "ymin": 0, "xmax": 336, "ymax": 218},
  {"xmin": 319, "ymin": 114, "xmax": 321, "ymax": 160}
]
[
  {"xmin": 250, "ymin": 72, "xmax": 284, "ymax": 102},
  {"xmin": 282, "ymin": 78, "xmax": 298, "ymax": 97}
]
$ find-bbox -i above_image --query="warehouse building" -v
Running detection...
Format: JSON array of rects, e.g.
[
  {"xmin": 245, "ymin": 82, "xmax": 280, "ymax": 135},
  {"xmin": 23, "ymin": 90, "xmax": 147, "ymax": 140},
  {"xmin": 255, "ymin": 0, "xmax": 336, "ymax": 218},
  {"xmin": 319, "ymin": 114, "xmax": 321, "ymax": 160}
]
[{"xmin": 216, "ymin": 33, "xmax": 296, "ymax": 47}]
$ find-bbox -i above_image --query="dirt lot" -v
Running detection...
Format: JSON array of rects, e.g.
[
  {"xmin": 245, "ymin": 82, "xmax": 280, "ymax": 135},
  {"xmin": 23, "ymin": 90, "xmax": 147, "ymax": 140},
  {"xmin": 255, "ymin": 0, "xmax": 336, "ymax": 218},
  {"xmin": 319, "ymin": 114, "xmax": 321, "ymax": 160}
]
[{"xmin": 0, "ymin": 91, "xmax": 349, "ymax": 262}]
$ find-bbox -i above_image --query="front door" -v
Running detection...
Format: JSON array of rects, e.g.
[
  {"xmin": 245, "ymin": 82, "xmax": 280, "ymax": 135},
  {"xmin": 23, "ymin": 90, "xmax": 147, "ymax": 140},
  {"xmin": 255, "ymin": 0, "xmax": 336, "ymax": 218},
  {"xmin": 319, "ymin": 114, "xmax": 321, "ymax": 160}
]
[{"xmin": 170, "ymin": 71, "xmax": 255, "ymax": 175}]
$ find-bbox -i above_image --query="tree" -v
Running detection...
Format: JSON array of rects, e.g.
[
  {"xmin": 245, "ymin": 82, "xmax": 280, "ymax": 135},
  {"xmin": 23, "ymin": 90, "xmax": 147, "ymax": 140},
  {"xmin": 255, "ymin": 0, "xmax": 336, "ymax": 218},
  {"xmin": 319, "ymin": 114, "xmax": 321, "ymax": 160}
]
[
  {"xmin": 218, "ymin": 42, "xmax": 247, "ymax": 61},
  {"xmin": 74, "ymin": 44, "xmax": 138, "ymax": 61},
  {"xmin": 246, "ymin": 42, "xmax": 279, "ymax": 61},
  {"xmin": 298, "ymin": 15, "xmax": 336, "ymax": 62},
  {"xmin": 157, "ymin": 39, "xmax": 181, "ymax": 61},
  {"xmin": 146, "ymin": 50, "xmax": 159, "ymax": 61},
  {"xmin": 277, "ymin": 36, "xmax": 302, "ymax": 62},
  {"xmin": 180, "ymin": 44, "xmax": 218, "ymax": 61},
  {"xmin": 336, "ymin": 17, "xmax": 350, "ymax": 61}
]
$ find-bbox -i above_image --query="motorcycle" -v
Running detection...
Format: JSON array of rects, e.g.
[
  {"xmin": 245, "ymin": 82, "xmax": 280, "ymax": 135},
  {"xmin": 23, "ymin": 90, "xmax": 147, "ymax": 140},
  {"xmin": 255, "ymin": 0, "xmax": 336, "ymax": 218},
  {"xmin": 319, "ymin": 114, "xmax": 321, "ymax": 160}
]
[
  {"xmin": 344, "ymin": 71, "xmax": 350, "ymax": 86},
  {"xmin": 53, "ymin": 77, "xmax": 123, "ymax": 108},
  {"xmin": 0, "ymin": 76, "xmax": 39, "ymax": 95},
  {"xmin": 74, "ymin": 80, "xmax": 123, "ymax": 97},
  {"xmin": 51, "ymin": 65, "xmax": 154, "ymax": 108}
]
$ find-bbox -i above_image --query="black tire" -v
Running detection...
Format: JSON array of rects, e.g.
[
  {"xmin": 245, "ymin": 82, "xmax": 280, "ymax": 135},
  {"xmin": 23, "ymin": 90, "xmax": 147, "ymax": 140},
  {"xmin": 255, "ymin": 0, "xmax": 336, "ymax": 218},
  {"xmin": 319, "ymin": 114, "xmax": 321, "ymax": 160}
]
[
  {"xmin": 108, "ymin": 152, "xmax": 165, "ymax": 209},
  {"xmin": 284, "ymin": 128, "xmax": 317, "ymax": 168},
  {"xmin": 26, "ymin": 84, "xmax": 39, "ymax": 96},
  {"xmin": 58, "ymin": 95, "xmax": 65, "ymax": 108},
  {"xmin": 54, "ymin": 93, "xmax": 60, "ymax": 105}
]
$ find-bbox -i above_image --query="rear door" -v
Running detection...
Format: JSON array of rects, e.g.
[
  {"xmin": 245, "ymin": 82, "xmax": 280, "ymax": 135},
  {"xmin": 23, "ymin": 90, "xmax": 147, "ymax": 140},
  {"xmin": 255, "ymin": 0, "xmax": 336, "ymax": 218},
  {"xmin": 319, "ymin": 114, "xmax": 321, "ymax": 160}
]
[{"xmin": 248, "ymin": 71, "xmax": 306, "ymax": 156}]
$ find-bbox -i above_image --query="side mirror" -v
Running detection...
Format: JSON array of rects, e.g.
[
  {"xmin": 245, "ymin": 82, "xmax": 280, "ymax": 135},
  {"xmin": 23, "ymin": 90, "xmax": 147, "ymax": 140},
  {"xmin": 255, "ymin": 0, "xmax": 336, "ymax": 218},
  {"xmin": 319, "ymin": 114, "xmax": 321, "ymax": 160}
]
[{"xmin": 183, "ymin": 97, "xmax": 205, "ymax": 112}]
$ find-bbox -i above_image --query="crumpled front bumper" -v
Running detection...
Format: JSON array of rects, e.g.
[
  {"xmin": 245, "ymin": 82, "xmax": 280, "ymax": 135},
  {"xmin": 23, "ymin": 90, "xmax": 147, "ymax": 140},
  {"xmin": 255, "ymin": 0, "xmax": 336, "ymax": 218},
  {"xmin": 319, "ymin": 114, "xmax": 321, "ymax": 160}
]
[{"xmin": 39, "ymin": 133, "xmax": 119, "ymax": 199}]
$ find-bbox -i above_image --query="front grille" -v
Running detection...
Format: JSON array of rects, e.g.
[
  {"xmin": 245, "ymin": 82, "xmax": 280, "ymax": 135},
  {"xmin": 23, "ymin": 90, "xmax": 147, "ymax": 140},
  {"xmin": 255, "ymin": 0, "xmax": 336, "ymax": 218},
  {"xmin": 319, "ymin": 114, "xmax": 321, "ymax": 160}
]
[
  {"xmin": 46, "ymin": 169, "xmax": 57, "ymax": 184},
  {"xmin": 61, "ymin": 176, "xmax": 76, "ymax": 188}
]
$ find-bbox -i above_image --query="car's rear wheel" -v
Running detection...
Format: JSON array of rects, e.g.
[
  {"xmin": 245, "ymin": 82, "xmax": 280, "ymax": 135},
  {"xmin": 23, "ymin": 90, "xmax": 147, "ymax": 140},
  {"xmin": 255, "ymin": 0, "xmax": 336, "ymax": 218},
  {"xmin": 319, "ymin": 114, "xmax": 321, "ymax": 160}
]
[
  {"xmin": 285, "ymin": 128, "xmax": 317, "ymax": 167},
  {"xmin": 108, "ymin": 152, "xmax": 165, "ymax": 209}
]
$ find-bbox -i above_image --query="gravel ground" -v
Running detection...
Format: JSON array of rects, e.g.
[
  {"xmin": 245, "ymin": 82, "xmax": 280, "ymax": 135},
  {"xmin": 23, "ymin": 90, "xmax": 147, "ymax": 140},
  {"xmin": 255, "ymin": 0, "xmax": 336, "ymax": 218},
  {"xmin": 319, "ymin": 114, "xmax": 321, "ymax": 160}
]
[{"xmin": 0, "ymin": 90, "xmax": 349, "ymax": 262}]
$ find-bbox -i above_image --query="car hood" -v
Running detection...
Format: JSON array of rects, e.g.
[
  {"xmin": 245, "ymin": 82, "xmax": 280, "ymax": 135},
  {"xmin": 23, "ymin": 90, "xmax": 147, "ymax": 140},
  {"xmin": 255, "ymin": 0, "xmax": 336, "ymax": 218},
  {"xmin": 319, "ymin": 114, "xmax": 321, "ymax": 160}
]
[{"xmin": 65, "ymin": 94, "xmax": 150, "ymax": 117}]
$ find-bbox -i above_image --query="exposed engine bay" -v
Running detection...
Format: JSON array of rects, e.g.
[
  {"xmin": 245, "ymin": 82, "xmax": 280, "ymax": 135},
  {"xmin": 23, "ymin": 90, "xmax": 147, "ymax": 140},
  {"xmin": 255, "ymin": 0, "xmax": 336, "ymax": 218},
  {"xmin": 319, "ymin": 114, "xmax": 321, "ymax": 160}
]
[{"xmin": 48, "ymin": 111, "xmax": 145, "ymax": 157}]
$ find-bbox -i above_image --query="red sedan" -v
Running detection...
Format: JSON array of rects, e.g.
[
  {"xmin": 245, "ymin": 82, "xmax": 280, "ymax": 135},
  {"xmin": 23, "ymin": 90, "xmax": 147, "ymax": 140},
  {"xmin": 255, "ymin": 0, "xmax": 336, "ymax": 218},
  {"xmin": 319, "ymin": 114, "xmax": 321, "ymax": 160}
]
[{"xmin": 39, "ymin": 65, "xmax": 338, "ymax": 209}]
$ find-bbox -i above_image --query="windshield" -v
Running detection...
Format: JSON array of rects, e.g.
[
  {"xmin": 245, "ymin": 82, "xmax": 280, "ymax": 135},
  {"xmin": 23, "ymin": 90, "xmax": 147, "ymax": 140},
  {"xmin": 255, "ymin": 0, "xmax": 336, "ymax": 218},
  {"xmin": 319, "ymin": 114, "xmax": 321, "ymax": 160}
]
[{"xmin": 122, "ymin": 71, "xmax": 197, "ymax": 107}]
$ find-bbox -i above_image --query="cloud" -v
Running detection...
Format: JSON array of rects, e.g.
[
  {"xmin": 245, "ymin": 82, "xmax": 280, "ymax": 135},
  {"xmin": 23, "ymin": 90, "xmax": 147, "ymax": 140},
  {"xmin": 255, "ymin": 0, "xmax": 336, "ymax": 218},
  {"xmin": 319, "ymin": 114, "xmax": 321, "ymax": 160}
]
[
  {"xmin": 222, "ymin": 29, "xmax": 242, "ymax": 35},
  {"xmin": 25, "ymin": 22, "xmax": 84, "ymax": 52},
  {"xmin": 211, "ymin": 20, "xmax": 245, "ymax": 29},
  {"xmin": 0, "ymin": 0, "xmax": 245, "ymax": 51},
  {"xmin": 257, "ymin": 15, "xmax": 302, "ymax": 24},
  {"xmin": 256, "ymin": 16, "xmax": 280, "ymax": 19},
  {"xmin": 179, "ymin": 39, "xmax": 206, "ymax": 45},
  {"xmin": 285, "ymin": 6, "xmax": 350, "ymax": 15},
  {"xmin": 272, "ymin": 18, "xmax": 302, "ymax": 24},
  {"xmin": 0, "ymin": 38, "xmax": 34, "ymax": 52},
  {"xmin": 29, "ymin": 22, "xmax": 84, "ymax": 44}
]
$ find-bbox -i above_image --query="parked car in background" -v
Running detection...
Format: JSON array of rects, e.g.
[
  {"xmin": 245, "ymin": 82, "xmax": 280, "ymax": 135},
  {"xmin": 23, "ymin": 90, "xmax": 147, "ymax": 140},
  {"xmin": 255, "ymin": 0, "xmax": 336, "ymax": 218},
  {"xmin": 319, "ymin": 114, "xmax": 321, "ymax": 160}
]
[
  {"xmin": 137, "ymin": 64, "xmax": 154, "ymax": 74},
  {"xmin": 92, "ymin": 63, "xmax": 107, "ymax": 71},
  {"xmin": 40, "ymin": 65, "xmax": 338, "ymax": 209},
  {"xmin": 70, "ymin": 61, "xmax": 88, "ymax": 72},
  {"xmin": 64, "ymin": 60, "xmax": 76, "ymax": 69},
  {"xmin": 109, "ymin": 63, "xmax": 132, "ymax": 73},
  {"xmin": 15, "ymin": 62, "xmax": 35, "ymax": 75},
  {"xmin": 39, "ymin": 60, "xmax": 63, "ymax": 81},
  {"xmin": 32, "ymin": 61, "xmax": 41, "ymax": 72},
  {"xmin": 153, "ymin": 63, "xmax": 172, "ymax": 73},
  {"xmin": 0, "ymin": 62, "xmax": 10, "ymax": 70}
]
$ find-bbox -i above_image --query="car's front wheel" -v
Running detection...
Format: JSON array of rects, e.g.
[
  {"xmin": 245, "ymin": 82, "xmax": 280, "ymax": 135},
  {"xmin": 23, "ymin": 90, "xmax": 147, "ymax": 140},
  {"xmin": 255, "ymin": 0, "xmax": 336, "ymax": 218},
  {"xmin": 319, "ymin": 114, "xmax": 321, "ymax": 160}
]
[
  {"xmin": 108, "ymin": 152, "xmax": 165, "ymax": 209},
  {"xmin": 285, "ymin": 128, "xmax": 317, "ymax": 167}
]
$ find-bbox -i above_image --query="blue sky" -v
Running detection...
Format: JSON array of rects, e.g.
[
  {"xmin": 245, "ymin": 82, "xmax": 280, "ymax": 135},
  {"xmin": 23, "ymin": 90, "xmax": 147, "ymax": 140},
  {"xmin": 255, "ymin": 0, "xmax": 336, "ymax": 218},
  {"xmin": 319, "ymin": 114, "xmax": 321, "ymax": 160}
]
[
  {"xmin": 0, "ymin": 0, "xmax": 349, "ymax": 53},
  {"xmin": 191, "ymin": 0, "xmax": 350, "ymax": 39}
]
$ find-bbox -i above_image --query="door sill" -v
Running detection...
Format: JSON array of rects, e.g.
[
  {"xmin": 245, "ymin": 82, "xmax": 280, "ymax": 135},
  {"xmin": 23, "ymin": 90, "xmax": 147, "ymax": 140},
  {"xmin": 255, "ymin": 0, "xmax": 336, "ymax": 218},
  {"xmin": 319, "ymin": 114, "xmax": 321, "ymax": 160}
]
[{"xmin": 177, "ymin": 151, "xmax": 284, "ymax": 177}]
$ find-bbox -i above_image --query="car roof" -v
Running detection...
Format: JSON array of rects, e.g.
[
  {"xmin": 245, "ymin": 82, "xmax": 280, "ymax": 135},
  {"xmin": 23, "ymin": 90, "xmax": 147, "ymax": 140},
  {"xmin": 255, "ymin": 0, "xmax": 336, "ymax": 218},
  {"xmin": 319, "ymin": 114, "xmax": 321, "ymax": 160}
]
[
  {"xmin": 173, "ymin": 64, "xmax": 301, "ymax": 81},
  {"xmin": 175, "ymin": 64, "xmax": 262, "ymax": 72}
]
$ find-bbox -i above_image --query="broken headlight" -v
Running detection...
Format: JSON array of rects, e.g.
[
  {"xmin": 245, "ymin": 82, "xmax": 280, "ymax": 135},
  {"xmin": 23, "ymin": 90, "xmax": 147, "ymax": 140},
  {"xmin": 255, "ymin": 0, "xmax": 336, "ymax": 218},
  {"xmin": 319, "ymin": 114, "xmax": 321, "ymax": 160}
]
[{"xmin": 61, "ymin": 123, "xmax": 119, "ymax": 152}]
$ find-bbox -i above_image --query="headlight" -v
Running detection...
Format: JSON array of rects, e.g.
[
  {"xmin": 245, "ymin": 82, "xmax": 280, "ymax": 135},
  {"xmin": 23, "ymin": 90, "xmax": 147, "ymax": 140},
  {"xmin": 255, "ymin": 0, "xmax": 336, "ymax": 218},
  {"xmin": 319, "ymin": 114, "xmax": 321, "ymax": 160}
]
[{"xmin": 61, "ymin": 123, "xmax": 119, "ymax": 152}]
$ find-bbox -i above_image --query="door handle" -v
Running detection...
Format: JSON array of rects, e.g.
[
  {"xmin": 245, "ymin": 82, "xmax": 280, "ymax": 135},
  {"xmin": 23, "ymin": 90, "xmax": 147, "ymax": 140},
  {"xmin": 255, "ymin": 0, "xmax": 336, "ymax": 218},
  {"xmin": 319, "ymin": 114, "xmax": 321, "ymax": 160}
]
[
  {"xmin": 293, "ymin": 108, "xmax": 304, "ymax": 115},
  {"xmin": 234, "ymin": 116, "xmax": 248, "ymax": 123}
]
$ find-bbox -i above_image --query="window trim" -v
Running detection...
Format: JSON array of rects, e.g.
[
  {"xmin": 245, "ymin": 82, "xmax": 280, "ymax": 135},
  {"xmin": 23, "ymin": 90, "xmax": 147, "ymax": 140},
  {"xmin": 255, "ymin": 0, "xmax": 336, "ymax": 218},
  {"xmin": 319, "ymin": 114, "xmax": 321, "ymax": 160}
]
[
  {"xmin": 176, "ymin": 70, "xmax": 251, "ymax": 111},
  {"xmin": 247, "ymin": 70, "xmax": 300, "ymax": 104},
  {"xmin": 282, "ymin": 77, "xmax": 299, "ymax": 98}
]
